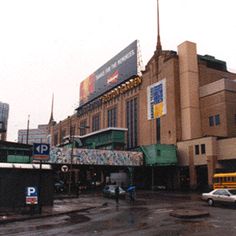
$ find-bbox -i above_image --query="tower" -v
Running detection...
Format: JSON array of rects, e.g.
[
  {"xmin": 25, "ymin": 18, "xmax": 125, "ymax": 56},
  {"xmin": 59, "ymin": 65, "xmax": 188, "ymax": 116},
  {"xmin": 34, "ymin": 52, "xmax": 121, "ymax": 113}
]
[
  {"xmin": 49, "ymin": 94, "xmax": 55, "ymax": 125},
  {"xmin": 156, "ymin": 0, "xmax": 162, "ymax": 56}
]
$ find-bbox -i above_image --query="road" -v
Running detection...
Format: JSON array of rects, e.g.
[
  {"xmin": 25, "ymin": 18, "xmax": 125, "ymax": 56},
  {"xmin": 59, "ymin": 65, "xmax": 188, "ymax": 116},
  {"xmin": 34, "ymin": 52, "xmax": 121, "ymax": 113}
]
[{"xmin": 1, "ymin": 191, "xmax": 236, "ymax": 236}]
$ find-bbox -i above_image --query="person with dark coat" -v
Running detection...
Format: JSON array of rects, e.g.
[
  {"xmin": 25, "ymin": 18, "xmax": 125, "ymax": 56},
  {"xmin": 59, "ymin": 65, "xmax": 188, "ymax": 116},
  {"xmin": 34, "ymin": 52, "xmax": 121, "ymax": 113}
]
[{"xmin": 115, "ymin": 186, "xmax": 120, "ymax": 205}]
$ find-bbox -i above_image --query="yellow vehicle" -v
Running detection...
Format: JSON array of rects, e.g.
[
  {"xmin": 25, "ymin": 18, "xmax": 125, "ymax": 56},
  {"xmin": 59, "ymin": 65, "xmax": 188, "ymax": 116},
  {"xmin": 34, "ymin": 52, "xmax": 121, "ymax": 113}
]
[{"xmin": 213, "ymin": 172, "xmax": 236, "ymax": 189}]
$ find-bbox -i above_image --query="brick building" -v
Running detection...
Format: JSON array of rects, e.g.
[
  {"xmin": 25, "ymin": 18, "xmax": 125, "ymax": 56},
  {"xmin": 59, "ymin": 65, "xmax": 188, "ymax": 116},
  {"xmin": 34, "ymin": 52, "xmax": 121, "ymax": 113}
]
[{"xmin": 49, "ymin": 4, "xmax": 236, "ymax": 190}]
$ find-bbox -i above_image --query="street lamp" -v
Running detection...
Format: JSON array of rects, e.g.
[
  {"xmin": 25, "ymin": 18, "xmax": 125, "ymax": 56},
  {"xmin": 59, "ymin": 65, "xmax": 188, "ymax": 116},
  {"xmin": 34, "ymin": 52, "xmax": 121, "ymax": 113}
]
[{"xmin": 68, "ymin": 123, "xmax": 90, "ymax": 195}]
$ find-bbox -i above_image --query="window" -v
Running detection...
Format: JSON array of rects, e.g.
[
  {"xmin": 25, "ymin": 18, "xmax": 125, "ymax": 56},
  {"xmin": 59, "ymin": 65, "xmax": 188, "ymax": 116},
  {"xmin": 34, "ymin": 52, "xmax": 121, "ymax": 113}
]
[
  {"xmin": 92, "ymin": 114, "xmax": 100, "ymax": 132},
  {"xmin": 126, "ymin": 97, "xmax": 138, "ymax": 149},
  {"xmin": 201, "ymin": 144, "xmax": 206, "ymax": 154},
  {"xmin": 61, "ymin": 129, "xmax": 66, "ymax": 142},
  {"xmin": 209, "ymin": 116, "xmax": 214, "ymax": 126},
  {"xmin": 107, "ymin": 107, "xmax": 117, "ymax": 127},
  {"xmin": 215, "ymin": 114, "xmax": 220, "ymax": 125},
  {"xmin": 195, "ymin": 145, "xmax": 199, "ymax": 155},
  {"xmin": 209, "ymin": 114, "xmax": 220, "ymax": 126},
  {"xmin": 70, "ymin": 125, "xmax": 76, "ymax": 136},
  {"xmin": 80, "ymin": 120, "xmax": 87, "ymax": 136}
]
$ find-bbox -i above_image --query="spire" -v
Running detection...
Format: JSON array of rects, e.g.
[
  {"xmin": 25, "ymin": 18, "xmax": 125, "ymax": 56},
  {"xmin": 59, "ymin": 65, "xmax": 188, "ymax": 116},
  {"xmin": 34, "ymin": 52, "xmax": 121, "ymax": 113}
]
[
  {"xmin": 49, "ymin": 93, "xmax": 55, "ymax": 125},
  {"xmin": 156, "ymin": 0, "xmax": 162, "ymax": 56}
]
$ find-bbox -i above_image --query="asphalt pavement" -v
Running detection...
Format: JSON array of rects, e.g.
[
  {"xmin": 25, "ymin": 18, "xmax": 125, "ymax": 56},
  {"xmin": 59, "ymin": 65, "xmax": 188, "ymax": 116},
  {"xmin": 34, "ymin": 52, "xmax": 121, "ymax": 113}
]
[{"xmin": 0, "ymin": 190, "xmax": 204, "ymax": 224}]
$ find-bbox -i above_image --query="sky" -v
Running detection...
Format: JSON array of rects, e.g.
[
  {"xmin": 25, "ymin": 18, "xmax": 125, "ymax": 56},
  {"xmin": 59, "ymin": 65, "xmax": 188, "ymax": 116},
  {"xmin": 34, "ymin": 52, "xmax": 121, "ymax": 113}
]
[{"xmin": 1, "ymin": 0, "xmax": 236, "ymax": 142}]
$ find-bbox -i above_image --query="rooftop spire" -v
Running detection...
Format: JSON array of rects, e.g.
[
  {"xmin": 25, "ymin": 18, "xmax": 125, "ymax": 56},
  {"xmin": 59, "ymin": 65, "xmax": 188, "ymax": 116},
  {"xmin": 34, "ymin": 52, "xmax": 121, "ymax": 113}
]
[
  {"xmin": 156, "ymin": 0, "xmax": 162, "ymax": 56},
  {"xmin": 49, "ymin": 93, "xmax": 55, "ymax": 125}
]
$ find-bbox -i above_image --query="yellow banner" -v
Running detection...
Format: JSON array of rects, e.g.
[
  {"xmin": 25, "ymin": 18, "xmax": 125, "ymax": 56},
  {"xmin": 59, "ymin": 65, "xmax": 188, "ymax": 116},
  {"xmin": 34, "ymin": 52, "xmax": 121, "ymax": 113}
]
[{"xmin": 153, "ymin": 103, "xmax": 163, "ymax": 118}]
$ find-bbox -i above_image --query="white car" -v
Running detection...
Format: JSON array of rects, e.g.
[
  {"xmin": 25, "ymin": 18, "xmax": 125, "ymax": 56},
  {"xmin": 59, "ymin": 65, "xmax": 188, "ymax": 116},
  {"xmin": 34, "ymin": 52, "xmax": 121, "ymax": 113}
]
[
  {"xmin": 103, "ymin": 185, "xmax": 126, "ymax": 198},
  {"xmin": 202, "ymin": 189, "xmax": 236, "ymax": 206}
]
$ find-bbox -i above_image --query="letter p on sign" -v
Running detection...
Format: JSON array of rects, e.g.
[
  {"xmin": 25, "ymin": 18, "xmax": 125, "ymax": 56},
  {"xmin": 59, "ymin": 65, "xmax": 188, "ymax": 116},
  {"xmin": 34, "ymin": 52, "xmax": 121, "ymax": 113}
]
[{"xmin": 26, "ymin": 186, "xmax": 38, "ymax": 197}]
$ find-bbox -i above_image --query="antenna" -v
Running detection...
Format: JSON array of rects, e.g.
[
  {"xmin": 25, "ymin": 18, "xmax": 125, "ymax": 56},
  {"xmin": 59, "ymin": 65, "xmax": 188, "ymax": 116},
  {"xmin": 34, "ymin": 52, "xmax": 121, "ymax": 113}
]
[{"xmin": 156, "ymin": 0, "xmax": 162, "ymax": 55}]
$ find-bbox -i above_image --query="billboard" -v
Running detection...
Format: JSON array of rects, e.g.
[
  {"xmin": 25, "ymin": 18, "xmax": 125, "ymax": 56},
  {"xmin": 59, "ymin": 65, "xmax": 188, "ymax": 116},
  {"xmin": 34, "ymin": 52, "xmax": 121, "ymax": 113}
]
[
  {"xmin": 147, "ymin": 79, "xmax": 167, "ymax": 120},
  {"xmin": 79, "ymin": 40, "xmax": 138, "ymax": 106}
]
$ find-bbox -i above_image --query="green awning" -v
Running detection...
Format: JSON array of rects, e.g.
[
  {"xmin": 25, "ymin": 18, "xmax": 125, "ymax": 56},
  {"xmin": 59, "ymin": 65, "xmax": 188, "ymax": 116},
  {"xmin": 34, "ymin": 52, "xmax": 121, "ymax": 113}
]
[{"xmin": 140, "ymin": 144, "xmax": 177, "ymax": 166}]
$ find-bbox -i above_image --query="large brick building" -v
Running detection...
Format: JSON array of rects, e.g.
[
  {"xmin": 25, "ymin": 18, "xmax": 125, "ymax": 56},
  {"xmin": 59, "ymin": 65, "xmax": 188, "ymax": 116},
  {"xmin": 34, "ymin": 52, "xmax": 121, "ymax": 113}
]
[{"xmin": 49, "ymin": 5, "xmax": 236, "ymax": 190}]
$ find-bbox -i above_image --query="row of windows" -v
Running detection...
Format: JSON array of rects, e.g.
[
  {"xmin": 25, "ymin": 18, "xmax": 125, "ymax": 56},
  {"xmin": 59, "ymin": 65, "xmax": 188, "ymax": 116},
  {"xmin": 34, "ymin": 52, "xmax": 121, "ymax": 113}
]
[
  {"xmin": 209, "ymin": 113, "xmax": 236, "ymax": 127},
  {"xmin": 214, "ymin": 177, "xmax": 236, "ymax": 183},
  {"xmin": 54, "ymin": 98, "xmax": 139, "ymax": 149},
  {"xmin": 90, "ymin": 98, "xmax": 138, "ymax": 149}
]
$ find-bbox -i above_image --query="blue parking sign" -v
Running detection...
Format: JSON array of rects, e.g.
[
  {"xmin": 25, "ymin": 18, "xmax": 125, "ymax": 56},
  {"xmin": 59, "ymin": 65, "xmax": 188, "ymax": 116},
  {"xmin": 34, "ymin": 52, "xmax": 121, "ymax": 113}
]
[
  {"xmin": 33, "ymin": 143, "xmax": 50, "ymax": 161},
  {"xmin": 33, "ymin": 143, "xmax": 50, "ymax": 155},
  {"xmin": 26, "ymin": 186, "xmax": 38, "ymax": 197},
  {"xmin": 26, "ymin": 186, "xmax": 38, "ymax": 205}
]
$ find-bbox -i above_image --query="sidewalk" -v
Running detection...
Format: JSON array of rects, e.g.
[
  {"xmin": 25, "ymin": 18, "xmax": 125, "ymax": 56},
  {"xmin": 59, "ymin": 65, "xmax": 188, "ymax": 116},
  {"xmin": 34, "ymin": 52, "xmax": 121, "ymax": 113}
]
[{"xmin": 0, "ymin": 193, "xmax": 112, "ymax": 224}]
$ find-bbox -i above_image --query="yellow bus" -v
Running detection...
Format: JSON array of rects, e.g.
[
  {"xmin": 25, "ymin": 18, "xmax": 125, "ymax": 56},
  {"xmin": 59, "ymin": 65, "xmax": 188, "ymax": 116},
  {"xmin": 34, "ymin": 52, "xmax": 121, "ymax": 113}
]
[{"xmin": 213, "ymin": 172, "xmax": 236, "ymax": 189}]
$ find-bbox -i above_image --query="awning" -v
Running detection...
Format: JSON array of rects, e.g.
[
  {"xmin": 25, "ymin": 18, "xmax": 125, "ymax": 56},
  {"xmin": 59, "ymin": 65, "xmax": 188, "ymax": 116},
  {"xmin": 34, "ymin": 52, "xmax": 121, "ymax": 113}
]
[{"xmin": 140, "ymin": 144, "xmax": 177, "ymax": 166}]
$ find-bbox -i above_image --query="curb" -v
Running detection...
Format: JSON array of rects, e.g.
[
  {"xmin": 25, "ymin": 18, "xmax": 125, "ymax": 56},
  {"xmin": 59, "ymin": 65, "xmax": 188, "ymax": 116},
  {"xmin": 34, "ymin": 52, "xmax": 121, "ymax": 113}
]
[
  {"xmin": 169, "ymin": 209, "xmax": 210, "ymax": 219},
  {"xmin": 0, "ymin": 206, "xmax": 96, "ymax": 225}
]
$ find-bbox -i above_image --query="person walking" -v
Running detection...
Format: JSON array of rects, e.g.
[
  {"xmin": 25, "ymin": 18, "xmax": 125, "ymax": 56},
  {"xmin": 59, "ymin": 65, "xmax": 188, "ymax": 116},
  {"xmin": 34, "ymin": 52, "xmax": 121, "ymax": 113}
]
[
  {"xmin": 115, "ymin": 185, "xmax": 120, "ymax": 205},
  {"xmin": 127, "ymin": 186, "xmax": 136, "ymax": 203}
]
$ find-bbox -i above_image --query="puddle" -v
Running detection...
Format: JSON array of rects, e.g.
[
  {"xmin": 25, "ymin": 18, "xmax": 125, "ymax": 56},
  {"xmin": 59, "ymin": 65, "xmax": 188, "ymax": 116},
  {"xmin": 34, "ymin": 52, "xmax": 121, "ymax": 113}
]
[{"xmin": 66, "ymin": 213, "xmax": 90, "ymax": 224}]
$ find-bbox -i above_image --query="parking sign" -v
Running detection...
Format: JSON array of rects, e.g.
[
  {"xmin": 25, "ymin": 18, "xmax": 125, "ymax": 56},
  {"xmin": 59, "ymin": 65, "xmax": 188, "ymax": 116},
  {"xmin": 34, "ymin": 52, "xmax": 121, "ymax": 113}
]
[
  {"xmin": 26, "ymin": 186, "xmax": 38, "ymax": 205},
  {"xmin": 33, "ymin": 143, "xmax": 50, "ymax": 161}
]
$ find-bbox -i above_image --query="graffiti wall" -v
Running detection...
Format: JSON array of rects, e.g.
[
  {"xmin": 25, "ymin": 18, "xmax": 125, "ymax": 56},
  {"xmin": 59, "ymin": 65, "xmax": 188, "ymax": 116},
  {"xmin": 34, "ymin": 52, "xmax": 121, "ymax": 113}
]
[{"xmin": 49, "ymin": 147, "xmax": 143, "ymax": 166}]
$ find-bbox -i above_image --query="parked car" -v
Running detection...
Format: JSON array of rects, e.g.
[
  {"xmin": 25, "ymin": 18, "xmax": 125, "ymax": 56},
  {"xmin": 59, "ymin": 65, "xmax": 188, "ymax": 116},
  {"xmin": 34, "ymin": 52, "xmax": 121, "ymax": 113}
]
[
  {"xmin": 103, "ymin": 185, "xmax": 126, "ymax": 198},
  {"xmin": 202, "ymin": 188, "xmax": 236, "ymax": 206}
]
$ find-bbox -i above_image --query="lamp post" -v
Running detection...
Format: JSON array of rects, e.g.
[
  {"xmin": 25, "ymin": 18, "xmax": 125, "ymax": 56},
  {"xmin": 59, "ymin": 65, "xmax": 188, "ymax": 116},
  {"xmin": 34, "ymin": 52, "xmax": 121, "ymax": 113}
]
[
  {"xmin": 68, "ymin": 118, "xmax": 74, "ymax": 195},
  {"xmin": 26, "ymin": 115, "xmax": 30, "ymax": 144},
  {"xmin": 68, "ymin": 121, "xmax": 90, "ymax": 195}
]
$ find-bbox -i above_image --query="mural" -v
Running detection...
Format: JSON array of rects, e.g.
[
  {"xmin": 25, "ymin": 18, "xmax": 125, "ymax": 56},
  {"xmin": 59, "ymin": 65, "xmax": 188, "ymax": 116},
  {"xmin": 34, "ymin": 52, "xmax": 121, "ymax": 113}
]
[{"xmin": 49, "ymin": 147, "xmax": 143, "ymax": 166}]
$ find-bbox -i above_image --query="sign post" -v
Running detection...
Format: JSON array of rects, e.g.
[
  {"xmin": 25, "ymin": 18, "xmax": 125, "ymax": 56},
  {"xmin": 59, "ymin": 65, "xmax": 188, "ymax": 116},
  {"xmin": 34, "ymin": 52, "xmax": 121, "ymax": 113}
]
[
  {"xmin": 33, "ymin": 143, "xmax": 50, "ymax": 214},
  {"xmin": 26, "ymin": 186, "xmax": 38, "ymax": 215}
]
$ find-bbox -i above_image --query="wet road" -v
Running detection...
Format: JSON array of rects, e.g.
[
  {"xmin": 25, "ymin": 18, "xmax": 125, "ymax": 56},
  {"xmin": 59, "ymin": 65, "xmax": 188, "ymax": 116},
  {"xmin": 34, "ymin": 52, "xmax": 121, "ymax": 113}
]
[{"xmin": 1, "ymin": 192, "xmax": 236, "ymax": 236}]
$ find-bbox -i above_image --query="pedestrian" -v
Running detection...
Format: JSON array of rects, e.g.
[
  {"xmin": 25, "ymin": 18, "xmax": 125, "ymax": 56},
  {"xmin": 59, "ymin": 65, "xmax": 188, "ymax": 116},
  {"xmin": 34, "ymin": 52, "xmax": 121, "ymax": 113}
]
[
  {"xmin": 115, "ymin": 185, "xmax": 120, "ymax": 205},
  {"xmin": 127, "ymin": 186, "xmax": 135, "ymax": 203}
]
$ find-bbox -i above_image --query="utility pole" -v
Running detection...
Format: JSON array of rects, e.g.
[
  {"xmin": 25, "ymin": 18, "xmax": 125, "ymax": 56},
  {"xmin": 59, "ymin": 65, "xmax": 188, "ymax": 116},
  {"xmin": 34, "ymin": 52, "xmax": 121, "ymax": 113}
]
[
  {"xmin": 26, "ymin": 115, "xmax": 30, "ymax": 144},
  {"xmin": 68, "ymin": 117, "xmax": 74, "ymax": 195}
]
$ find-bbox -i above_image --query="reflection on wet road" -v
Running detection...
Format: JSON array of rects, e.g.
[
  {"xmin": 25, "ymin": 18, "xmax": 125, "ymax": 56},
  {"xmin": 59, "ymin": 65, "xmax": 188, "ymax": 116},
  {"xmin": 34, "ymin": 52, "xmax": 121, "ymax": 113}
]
[{"xmin": 1, "ymin": 192, "xmax": 236, "ymax": 236}]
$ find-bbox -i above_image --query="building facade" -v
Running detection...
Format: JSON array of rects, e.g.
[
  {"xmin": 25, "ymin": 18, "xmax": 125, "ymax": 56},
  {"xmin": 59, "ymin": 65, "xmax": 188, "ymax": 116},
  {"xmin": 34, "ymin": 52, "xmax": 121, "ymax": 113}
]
[
  {"xmin": 0, "ymin": 102, "xmax": 9, "ymax": 141},
  {"xmin": 18, "ymin": 124, "xmax": 49, "ymax": 145},
  {"xmin": 49, "ymin": 39, "xmax": 236, "ymax": 190}
]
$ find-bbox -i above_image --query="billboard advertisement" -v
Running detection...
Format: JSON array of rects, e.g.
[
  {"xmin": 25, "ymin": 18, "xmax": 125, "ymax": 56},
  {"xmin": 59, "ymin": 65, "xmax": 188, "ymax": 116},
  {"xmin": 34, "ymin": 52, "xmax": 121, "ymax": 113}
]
[
  {"xmin": 79, "ymin": 40, "xmax": 138, "ymax": 106},
  {"xmin": 147, "ymin": 79, "xmax": 167, "ymax": 120}
]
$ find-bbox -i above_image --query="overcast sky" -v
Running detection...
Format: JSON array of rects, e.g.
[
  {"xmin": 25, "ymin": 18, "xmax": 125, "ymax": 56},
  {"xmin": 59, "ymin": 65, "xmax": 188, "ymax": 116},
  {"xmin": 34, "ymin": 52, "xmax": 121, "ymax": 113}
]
[{"xmin": 1, "ymin": 0, "xmax": 236, "ymax": 141}]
